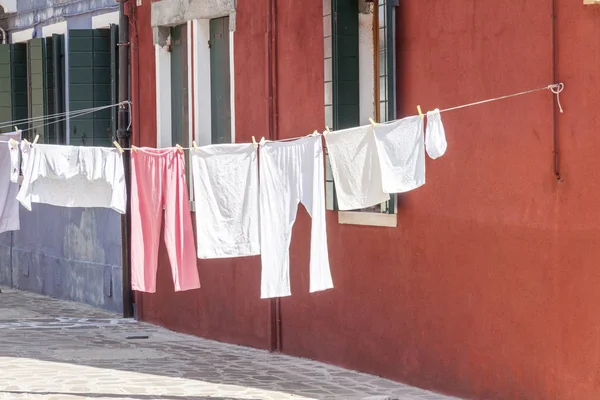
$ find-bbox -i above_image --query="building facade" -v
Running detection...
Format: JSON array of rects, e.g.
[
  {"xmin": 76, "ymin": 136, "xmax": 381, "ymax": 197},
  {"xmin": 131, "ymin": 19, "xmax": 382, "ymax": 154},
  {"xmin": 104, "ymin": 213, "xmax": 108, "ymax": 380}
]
[{"xmin": 0, "ymin": 0, "xmax": 123, "ymax": 312}]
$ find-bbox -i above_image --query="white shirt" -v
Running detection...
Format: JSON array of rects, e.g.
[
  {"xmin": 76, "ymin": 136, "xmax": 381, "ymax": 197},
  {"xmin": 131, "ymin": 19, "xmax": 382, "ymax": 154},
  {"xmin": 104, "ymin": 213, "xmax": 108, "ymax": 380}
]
[{"xmin": 17, "ymin": 144, "xmax": 127, "ymax": 214}]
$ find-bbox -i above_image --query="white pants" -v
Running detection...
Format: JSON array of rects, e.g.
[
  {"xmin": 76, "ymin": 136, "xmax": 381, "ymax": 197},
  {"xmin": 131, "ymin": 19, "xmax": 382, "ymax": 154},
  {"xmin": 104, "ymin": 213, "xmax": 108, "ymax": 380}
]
[{"xmin": 259, "ymin": 136, "xmax": 333, "ymax": 299}]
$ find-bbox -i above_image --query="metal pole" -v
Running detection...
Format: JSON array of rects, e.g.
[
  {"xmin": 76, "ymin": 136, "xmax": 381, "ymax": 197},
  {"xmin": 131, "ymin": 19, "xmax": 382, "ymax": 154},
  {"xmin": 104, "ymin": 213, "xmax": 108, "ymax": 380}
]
[{"xmin": 118, "ymin": 0, "xmax": 134, "ymax": 318}]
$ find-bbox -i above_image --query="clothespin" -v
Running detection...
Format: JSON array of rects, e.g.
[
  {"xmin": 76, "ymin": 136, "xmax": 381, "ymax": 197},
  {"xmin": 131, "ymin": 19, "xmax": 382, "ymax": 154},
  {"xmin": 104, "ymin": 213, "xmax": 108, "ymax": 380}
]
[
  {"xmin": 8, "ymin": 138, "xmax": 16, "ymax": 149},
  {"xmin": 259, "ymin": 137, "xmax": 266, "ymax": 146},
  {"xmin": 192, "ymin": 141, "xmax": 198, "ymax": 152},
  {"xmin": 325, "ymin": 126, "xmax": 331, "ymax": 135},
  {"xmin": 14, "ymin": 126, "xmax": 19, "ymax": 133},
  {"xmin": 32, "ymin": 135, "xmax": 39, "ymax": 145},
  {"xmin": 131, "ymin": 145, "xmax": 139, "ymax": 153},
  {"xmin": 417, "ymin": 105, "xmax": 424, "ymax": 119},
  {"xmin": 175, "ymin": 144, "xmax": 183, "ymax": 153},
  {"xmin": 252, "ymin": 136, "xmax": 258, "ymax": 149},
  {"xmin": 113, "ymin": 141, "xmax": 124, "ymax": 153},
  {"xmin": 311, "ymin": 130, "xmax": 319, "ymax": 136},
  {"xmin": 369, "ymin": 117, "xmax": 378, "ymax": 127}
]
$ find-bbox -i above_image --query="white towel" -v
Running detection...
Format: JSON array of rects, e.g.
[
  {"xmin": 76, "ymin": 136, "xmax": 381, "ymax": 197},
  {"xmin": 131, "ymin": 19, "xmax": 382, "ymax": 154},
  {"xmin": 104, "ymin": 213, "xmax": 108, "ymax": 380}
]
[
  {"xmin": 190, "ymin": 143, "xmax": 260, "ymax": 259},
  {"xmin": 324, "ymin": 125, "xmax": 389, "ymax": 210},
  {"xmin": 374, "ymin": 116, "xmax": 426, "ymax": 194}
]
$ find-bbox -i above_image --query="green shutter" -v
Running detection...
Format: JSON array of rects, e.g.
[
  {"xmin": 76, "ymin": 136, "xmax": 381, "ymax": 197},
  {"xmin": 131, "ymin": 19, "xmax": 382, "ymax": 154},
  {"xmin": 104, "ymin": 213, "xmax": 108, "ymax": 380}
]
[
  {"xmin": 110, "ymin": 24, "xmax": 119, "ymax": 142},
  {"xmin": 0, "ymin": 44, "xmax": 26, "ymax": 134},
  {"xmin": 69, "ymin": 29, "xmax": 112, "ymax": 147},
  {"xmin": 332, "ymin": 0, "xmax": 359, "ymax": 130},
  {"xmin": 209, "ymin": 17, "xmax": 231, "ymax": 144},
  {"xmin": 27, "ymin": 38, "xmax": 54, "ymax": 143},
  {"xmin": 52, "ymin": 34, "xmax": 66, "ymax": 144}
]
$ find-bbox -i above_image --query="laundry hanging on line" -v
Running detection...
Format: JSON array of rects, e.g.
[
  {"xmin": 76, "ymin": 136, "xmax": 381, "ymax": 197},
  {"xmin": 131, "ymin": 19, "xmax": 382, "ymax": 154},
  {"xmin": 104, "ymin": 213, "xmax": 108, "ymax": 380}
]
[
  {"xmin": 0, "ymin": 131, "xmax": 21, "ymax": 234},
  {"xmin": 130, "ymin": 147, "xmax": 201, "ymax": 294},
  {"xmin": 0, "ymin": 83, "xmax": 564, "ymax": 298},
  {"xmin": 16, "ymin": 143, "xmax": 127, "ymax": 214}
]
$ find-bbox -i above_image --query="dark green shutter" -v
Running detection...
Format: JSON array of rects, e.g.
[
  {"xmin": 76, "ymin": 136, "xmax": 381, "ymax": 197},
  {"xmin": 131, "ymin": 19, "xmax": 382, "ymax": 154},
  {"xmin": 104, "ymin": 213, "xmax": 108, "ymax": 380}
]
[
  {"xmin": 69, "ymin": 29, "xmax": 112, "ymax": 147},
  {"xmin": 27, "ymin": 38, "xmax": 54, "ymax": 143},
  {"xmin": 170, "ymin": 24, "xmax": 189, "ymax": 149},
  {"xmin": 332, "ymin": 0, "xmax": 359, "ymax": 130},
  {"xmin": 52, "ymin": 34, "xmax": 66, "ymax": 144},
  {"xmin": 209, "ymin": 17, "xmax": 231, "ymax": 144},
  {"xmin": 0, "ymin": 43, "xmax": 27, "ymax": 134},
  {"xmin": 110, "ymin": 24, "xmax": 119, "ymax": 142}
]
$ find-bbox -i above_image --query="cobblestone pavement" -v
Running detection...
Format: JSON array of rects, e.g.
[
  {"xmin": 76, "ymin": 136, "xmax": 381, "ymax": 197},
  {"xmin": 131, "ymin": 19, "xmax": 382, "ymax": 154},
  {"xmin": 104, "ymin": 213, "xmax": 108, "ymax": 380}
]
[{"xmin": 0, "ymin": 287, "xmax": 461, "ymax": 400}]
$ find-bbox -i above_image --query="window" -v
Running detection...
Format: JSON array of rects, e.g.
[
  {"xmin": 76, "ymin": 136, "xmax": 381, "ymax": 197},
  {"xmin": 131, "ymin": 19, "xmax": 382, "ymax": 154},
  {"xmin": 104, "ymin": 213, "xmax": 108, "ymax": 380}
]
[
  {"xmin": 324, "ymin": 0, "xmax": 397, "ymax": 226},
  {"xmin": 0, "ymin": 20, "xmax": 119, "ymax": 146},
  {"xmin": 155, "ymin": 17, "xmax": 235, "ymax": 207}
]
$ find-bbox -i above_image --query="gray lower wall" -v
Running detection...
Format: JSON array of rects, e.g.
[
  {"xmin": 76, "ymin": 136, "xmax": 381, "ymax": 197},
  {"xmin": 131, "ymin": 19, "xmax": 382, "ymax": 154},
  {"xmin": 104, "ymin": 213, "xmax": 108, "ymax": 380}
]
[{"xmin": 0, "ymin": 204, "xmax": 123, "ymax": 313}]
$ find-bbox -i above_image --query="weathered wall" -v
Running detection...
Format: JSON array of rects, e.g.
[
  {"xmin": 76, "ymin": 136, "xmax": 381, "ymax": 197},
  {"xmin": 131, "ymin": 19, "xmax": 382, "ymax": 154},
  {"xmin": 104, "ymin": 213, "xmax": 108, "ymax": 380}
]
[
  {"xmin": 3, "ymin": 0, "xmax": 117, "ymax": 30},
  {"xmin": 0, "ymin": 205, "xmax": 123, "ymax": 313},
  {"xmin": 151, "ymin": 0, "xmax": 234, "ymax": 28},
  {"xmin": 133, "ymin": 0, "xmax": 600, "ymax": 399}
]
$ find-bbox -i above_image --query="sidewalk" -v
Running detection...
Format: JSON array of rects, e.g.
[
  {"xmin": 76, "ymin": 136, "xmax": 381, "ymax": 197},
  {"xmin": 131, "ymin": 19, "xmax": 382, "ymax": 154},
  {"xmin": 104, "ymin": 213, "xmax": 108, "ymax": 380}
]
[{"xmin": 0, "ymin": 287, "xmax": 461, "ymax": 400}]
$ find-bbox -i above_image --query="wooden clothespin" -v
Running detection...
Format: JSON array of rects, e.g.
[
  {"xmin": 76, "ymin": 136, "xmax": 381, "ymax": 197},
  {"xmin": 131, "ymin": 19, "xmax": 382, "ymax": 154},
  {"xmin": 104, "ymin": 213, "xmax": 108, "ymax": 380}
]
[
  {"xmin": 252, "ymin": 136, "xmax": 258, "ymax": 149},
  {"xmin": 312, "ymin": 130, "xmax": 319, "ymax": 136},
  {"xmin": 369, "ymin": 117, "xmax": 377, "ymax": 127},
  {"xmin": 192, "ymin": 141, "xmax": 198, "ymax": 152},
  {"xmin": 417, "ymin": 105, "xmax": 424, "ymax": 119},
  {"xmin": 113, "ymin": 141, "xmax": 124, "ymax": 153},
  {"xmin": 175, "ymin": 144, "xmax": 183, "ymax": 153},
  {"xmin": 14, "ymin": 126, "xmax": 19, "ymax": 133},
  {"xmin": 32, "ymin": 135, "xmax": 39, "ymax": 145},
  {"xmin": 259, "ymin": 137, "xmax": 266, "ymax": 146},
  {"xmin": 131, "ymin": 145, "xmax": 139, "ymax": 153},
  {"xmin": 325, "ymin": 126, "xmax": 331, "ymax": 135}
]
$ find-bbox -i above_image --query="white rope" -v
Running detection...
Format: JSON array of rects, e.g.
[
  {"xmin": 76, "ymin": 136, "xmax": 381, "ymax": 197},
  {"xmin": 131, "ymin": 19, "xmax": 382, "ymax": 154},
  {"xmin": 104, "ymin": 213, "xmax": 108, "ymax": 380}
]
[
  {"xmin": 439, "ymin": 83, "xmax": 564, "ymax": 114},
  {"xmin": 0, "ymin": 102, "xmax": 128, "ymax": 131}
]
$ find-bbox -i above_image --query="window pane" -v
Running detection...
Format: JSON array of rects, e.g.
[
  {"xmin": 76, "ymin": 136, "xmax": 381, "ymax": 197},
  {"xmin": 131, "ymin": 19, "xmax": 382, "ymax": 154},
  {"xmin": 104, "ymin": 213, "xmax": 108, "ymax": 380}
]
[
  {"xmin": 379, "ymin": 49, "xmax": 387, "ymax": 76},
  {"xmin": 379, "ymin": 101, "xmax": 387, "ymax": 122},
  {"xmin": 379, "ymin": 28, "xmax": 386, "ymax": 51},
  {"xmin": 380, "ymin": 76, "xmax": 387, "ymax": 101}
]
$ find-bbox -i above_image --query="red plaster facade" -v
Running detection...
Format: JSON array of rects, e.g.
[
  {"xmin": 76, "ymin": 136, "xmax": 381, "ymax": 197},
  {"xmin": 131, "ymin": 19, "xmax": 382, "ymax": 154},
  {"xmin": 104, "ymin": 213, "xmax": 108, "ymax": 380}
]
[{"xmin": 129, "ymin": 1, "xmax": 600, "ymax": 399}]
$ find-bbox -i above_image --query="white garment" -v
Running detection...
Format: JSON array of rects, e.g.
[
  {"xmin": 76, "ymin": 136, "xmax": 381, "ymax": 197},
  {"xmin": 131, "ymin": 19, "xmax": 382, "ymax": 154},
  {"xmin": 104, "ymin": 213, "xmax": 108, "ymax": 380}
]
[
  {"xmin": 17, "ymin": 144, "xmax": 127, "ymax": 214},
  {"xmin": 425, "ymin": 109, "xmax": 447, "ymax": 159},
  {"xmin": 259, "ymin": 135, "xmax": 333, "ymax": 299},
  {"xmin": 0, "ymin": 132, "xmax": 21, "ymax": 233},
  {"xmin": 374, "ymin": 116, "xmax": 426, "ymax": 194},
  {"xmin": 191, "ymin": 143, "xmax": 260, "ymax": 259},
  {"xmin": 8, "ymin": 139, "xmax": 19, "ymax": 183},
  {"xmin": 20, "ymin": 140, "xmax": 32, "ymax": 172},
  {"xmin": 324, "ymin": 125, "xmax": 390, "ymax": 210}
]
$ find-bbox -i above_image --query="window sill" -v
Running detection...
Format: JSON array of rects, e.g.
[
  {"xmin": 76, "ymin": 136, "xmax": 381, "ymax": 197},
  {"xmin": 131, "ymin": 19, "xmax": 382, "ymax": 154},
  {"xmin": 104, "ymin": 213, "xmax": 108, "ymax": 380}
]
[{"xmin": 337, "ymin": 211, "xmax": 397, "ymax": 228}]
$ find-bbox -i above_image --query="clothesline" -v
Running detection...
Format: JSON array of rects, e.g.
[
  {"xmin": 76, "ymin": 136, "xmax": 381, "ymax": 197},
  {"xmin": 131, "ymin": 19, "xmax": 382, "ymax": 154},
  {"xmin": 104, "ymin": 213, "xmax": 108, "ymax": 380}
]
[
  {"xmin": 114, "ymin": 82, "xmax": 564, "ymax": 152},
  {"xmin": 0, "ymin": 102, "xmax": 131, "ymax": 131},
  {"xmin": 0, "ymin": 102, "xmax": 131, "ymax": 146},
  {"xmin": 0, "ymin": 83, "xmax": 564, "ymax": 151}
]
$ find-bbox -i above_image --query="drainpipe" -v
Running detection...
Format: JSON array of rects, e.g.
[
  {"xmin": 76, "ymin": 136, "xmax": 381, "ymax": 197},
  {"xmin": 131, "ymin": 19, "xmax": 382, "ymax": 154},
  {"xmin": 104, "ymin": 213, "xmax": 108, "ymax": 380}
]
[
  {"xmin": 118, "ymin": 0, "xmax": 134, "ymax": 318},
  {"xmin": 267, "ymin": 0, "xmax": 282, "ymax": 353},
  {"xmin": 551, "ymin": 0, "xmax": 561, "ymax": 181}
]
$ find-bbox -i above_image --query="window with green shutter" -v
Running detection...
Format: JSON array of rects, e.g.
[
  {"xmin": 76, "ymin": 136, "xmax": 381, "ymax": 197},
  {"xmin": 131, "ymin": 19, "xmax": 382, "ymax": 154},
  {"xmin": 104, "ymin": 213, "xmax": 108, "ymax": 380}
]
[
  {"xmin": 52, "ymin": 34, "xmax": 66, "ymax": 144},
  {"xmin": 27, "ymin": 38, "xmax": 56, "ymax": 143},
  {"xmin": 209, "ymin": 16, "xmax": 232, "ymax": 145},
  {"xmin": 68, "ymin": 29, "xmax": 112, "ymax": 147},
  {"xmin": 0, "ymin": 43, "xmax": 27, "ymax": 134},
  {"xmin": 325, "ymin": 0, "xmax": 397, "ymax": 216}
]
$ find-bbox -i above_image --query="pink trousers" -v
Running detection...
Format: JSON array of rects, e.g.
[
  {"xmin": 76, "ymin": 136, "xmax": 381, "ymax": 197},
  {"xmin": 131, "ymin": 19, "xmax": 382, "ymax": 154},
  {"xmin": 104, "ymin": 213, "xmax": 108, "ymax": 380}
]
[{"xmin": 130, "ymin": 148, "xmax": 200, "ymax": 293}]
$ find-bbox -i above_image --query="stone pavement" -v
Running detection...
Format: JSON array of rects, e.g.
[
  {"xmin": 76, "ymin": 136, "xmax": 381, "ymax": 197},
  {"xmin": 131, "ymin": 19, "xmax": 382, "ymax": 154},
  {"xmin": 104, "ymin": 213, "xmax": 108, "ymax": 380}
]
[{"xmin": 0, "ymin": 287, "xmax": 461, "ymax": 400}]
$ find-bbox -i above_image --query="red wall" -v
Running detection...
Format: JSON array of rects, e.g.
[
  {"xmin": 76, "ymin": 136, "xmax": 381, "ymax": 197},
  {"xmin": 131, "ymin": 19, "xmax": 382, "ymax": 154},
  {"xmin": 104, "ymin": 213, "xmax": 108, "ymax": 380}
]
[{"xmin": 132, "ymin": 0, "xmax": 600, "ymax": 399}]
